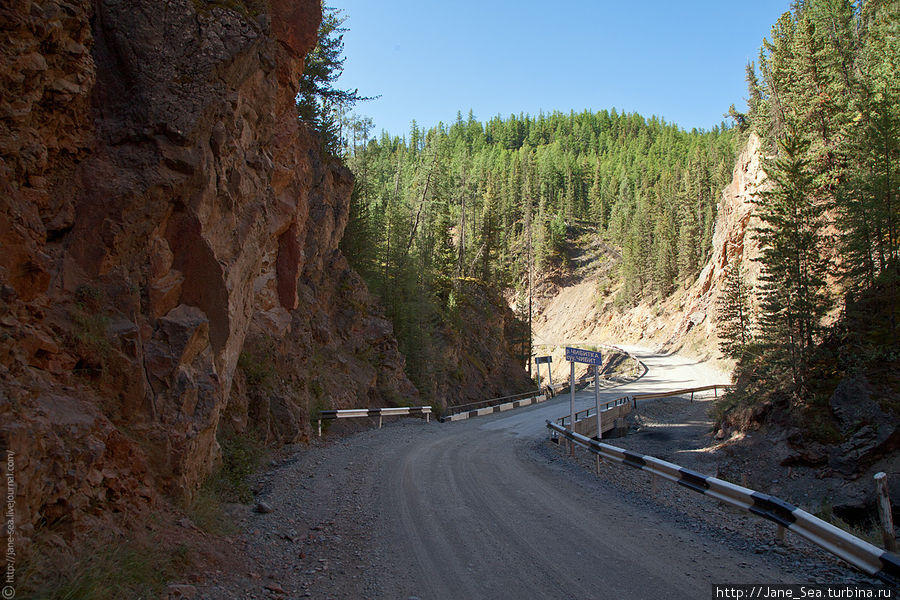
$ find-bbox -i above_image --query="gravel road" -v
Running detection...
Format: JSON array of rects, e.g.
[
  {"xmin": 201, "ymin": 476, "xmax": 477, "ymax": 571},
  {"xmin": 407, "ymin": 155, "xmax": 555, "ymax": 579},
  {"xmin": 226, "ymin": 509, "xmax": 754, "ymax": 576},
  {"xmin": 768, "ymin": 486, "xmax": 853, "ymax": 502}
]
[{"xmin": 192, "ymin": 348, "xmax": 872, "ymax": 599}]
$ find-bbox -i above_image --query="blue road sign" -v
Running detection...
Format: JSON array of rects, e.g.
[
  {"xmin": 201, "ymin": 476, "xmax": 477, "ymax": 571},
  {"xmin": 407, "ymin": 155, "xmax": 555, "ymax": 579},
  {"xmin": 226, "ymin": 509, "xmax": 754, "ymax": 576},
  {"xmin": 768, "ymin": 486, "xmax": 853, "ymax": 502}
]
[
  {"xmin": 535, "ymin": 356, "xmax": 552, "ymax": 364},
  {"xmin": 564, "ymin": 346, "xmax": 603, "ymax": 366}
]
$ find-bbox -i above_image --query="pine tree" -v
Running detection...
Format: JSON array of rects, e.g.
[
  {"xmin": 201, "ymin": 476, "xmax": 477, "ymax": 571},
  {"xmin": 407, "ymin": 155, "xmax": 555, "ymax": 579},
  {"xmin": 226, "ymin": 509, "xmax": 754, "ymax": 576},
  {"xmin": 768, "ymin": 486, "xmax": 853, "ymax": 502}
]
[
  {"xmin": 716, "ymin": 258, "xmax": 754, "ymax": 359},
  {"xmin": 755, "ymin": 130, "xmax": 830, "ymax": 388},
  {"xmin": 296, "ymin": 7, "xmax": 373, "ymax": 155}
]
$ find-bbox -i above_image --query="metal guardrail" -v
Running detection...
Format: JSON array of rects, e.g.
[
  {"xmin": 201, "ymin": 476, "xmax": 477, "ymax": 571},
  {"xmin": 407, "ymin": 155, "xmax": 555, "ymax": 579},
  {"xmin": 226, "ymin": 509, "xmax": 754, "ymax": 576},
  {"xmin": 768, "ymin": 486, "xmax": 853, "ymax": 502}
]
[
  {"xmin": 317, "ymin": 406, "xmax": 431, "ymax": 436},
  {"xmin": 446, "ymin": 390, "xmax": 543, "ymax": 417},
  {"xmin": 631, "ymin": 384, "xmax": 732, "ymax": 405},
  {"xmin": 556, "ymin": 396, "xmax": 631, "ymax": 429},
  {"xmin": 546, "ymin": 421, "xmax": 900, "ymax": 585},
  {"xmin": 444, "ymin": 373, "xmax": 597, "ymax": 422}
]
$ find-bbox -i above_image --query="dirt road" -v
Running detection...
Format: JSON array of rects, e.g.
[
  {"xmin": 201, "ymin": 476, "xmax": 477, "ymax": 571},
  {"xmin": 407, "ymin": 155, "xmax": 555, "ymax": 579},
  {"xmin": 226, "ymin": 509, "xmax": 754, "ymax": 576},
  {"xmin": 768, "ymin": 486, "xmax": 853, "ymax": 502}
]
[{"xmin": 195, "ymin": 349, "xmax": 861, "ymax": 599}]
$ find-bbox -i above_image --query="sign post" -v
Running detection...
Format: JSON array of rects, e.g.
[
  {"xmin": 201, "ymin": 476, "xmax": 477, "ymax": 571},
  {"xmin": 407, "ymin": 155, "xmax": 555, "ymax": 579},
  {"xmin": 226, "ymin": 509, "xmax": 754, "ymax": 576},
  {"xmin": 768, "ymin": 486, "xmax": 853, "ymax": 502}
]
[
  {"xmin": 569, "ymin": 361, "xmax": 575, "ymax": 455},
  {"xmin": 595, "ymin": 364, "xmax": 602, "ymax": 440},
  {"xmin": 564, "ymin": 347, "xmax": 603, "ymax": 452},
  {"xmin": 535, "ymin": 356, "xmax": 552, "ymax": 392}
]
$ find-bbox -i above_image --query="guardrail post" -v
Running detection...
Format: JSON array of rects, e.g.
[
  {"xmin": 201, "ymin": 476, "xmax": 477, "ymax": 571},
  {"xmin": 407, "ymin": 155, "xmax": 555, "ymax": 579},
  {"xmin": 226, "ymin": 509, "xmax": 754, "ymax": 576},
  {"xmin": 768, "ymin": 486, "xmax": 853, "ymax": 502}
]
[
  {"xmin": 379, "ymin": 414, "xmax": 383, "ymax": 429},
  {"xmin": 776, "ymin": 524, "xmax": 786, "ymax": 543},
  {"xmin": 875, "ymin": 472, "xmax": 897, "ymax": 552}
]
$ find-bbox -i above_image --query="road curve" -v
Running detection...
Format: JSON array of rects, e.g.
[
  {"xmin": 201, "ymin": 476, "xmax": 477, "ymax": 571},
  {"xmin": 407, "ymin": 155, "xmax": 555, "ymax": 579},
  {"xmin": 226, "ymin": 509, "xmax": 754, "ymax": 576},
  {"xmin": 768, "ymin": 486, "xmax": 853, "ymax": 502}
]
[
  {"xmin": 370, "ymin": 348, "xmax": 791, "ymax": 599},
  {"xmin": 196, "ymin": 348, "xmax": 829, "ymax": 599}
]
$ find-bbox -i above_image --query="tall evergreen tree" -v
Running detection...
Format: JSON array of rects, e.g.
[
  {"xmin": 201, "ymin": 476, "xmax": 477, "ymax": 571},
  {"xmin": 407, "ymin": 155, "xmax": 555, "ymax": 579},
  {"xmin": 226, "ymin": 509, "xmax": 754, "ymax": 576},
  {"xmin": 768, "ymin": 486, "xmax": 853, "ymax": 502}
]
[
  {"xmin": 296, "ymin": 6, "xmax": 373, "ymax": 155},
  {"xmin": 716, "ymin": 258, "xmax": 754, "ymax": 359},
  {"xmin": 756, "ymin": 131, "xmax": 829, "ymax": 388}
]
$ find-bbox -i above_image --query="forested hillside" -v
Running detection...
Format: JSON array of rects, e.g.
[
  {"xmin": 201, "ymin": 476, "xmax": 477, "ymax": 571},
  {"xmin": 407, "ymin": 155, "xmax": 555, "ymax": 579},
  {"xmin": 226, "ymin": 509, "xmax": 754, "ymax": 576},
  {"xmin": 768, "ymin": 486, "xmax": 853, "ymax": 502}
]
[
  {"xmin": 710, "ymin": 0, "xmax": 900, "ymax": 505},
  {"xmin": 339, "ymin": 109, "xmax": 737, "ymax": 395},
  {"xmin": 718, "ymin": 0, "xmax": 899, "ymax": 415}
]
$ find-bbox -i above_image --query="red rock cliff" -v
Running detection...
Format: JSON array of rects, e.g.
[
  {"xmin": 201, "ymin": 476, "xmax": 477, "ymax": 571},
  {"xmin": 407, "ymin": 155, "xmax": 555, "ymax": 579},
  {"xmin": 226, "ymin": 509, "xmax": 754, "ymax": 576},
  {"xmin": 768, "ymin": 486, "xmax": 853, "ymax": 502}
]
[{"xmin": 0, "ymin": 0, "xmax": 415, "ymax": 555}]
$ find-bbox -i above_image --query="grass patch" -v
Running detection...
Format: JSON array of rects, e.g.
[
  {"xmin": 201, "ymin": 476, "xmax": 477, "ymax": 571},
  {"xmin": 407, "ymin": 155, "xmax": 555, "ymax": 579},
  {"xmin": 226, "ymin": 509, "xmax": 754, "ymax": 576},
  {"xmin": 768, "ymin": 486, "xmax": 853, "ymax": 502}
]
[
  {"xmin": 237, "ymin": 335, "xmax": 277, "ymax": 391},
  {"xmin": 22, "ymin": 535, "xmax": 190, "ymax": 600},
  {"xmin": 188, "ymin": 480, "xmax": 238, "ymax": 536},
  {"xmin": 307, "ymin": 380, "xmax": 331, "ymax": 434},
  {"xmin": 70, "ymin": 288, "xmax": 112, "ymax": 380},
  {"xmin": 187, "ymin": 429, "xmax": 266, "ymax": 533},
  {"xmin": 815, "ymin": 499, "xmax": 882, "ymax": 547},
  {"xmin": 210, "ymin": 429, "xmax": 266, "ymax": 504}
]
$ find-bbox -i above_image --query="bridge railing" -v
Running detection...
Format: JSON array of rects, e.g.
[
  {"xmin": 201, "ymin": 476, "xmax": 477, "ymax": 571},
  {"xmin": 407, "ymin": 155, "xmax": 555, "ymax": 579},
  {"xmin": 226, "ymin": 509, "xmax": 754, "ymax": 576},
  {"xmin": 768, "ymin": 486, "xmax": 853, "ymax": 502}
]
[
  {"xmin": 556, "ymin": 396, "xmax": 631, "ymax": 429},
  {"xmin": 630, "ymin": 383, "xmax": 732, "ymax": 405},
  {"xmin": 444, "ymin": 390, "xmax": 543, "ymax": 417}
]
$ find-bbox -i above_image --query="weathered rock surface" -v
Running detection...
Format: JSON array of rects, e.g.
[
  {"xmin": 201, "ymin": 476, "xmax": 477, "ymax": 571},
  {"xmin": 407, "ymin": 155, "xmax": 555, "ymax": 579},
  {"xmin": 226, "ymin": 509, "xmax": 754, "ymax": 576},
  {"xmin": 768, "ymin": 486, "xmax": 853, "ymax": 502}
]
[{"xmin": 0, "ymin": 0, "xmax": 416, "ymax": 558}]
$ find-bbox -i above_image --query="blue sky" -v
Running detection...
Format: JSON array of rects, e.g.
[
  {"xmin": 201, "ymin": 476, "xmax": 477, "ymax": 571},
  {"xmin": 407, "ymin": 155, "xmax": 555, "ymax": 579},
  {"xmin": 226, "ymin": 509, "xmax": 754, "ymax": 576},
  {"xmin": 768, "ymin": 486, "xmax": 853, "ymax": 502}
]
[{"xmin": 332, "ymin": 0, "xmax": 793, "ymax": 137}]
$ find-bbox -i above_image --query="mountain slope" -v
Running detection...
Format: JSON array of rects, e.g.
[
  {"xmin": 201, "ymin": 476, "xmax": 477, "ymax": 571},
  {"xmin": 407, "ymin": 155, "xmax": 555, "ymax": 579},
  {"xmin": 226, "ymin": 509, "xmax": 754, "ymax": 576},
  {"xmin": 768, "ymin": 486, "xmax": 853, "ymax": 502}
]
[{"xmin": 531, "ymin": 133, "xmax": 766, "ymax": 373}]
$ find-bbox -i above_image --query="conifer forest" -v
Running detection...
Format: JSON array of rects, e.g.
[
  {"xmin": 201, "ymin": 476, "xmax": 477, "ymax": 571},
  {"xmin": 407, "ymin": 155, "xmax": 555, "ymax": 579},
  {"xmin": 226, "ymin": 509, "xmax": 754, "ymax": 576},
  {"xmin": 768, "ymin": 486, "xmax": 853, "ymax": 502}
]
[{"xmin": 301, "ymin": 0, "xmax": 899, "ymax": 417}]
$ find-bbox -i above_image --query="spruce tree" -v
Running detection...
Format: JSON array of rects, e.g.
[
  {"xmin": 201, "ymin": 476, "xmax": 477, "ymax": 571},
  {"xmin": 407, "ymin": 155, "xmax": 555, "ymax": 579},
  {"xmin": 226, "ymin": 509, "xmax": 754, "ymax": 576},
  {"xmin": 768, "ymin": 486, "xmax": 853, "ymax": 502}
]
[
  {"xmin": 716, "ymin": 258, "xmax": 754, "ymax": 359},
  {"xmin": 755, "ymin": 130, "xmax": 829, "ymax": 388}
]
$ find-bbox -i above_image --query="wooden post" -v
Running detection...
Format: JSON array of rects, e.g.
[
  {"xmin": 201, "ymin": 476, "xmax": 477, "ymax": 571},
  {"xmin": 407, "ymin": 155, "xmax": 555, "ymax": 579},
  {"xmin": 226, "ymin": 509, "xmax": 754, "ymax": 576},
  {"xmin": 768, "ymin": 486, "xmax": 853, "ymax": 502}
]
[
  {"xmin": 875, "ymin": 472, "xmax": 897, "ymax": 552},
  {"xmin": 776, "ymin": 524, "xmax": 786, "ymax": 543},
  {"xmin": 651, "ymin": 473, "xmax": 658, "ymax": 496}
]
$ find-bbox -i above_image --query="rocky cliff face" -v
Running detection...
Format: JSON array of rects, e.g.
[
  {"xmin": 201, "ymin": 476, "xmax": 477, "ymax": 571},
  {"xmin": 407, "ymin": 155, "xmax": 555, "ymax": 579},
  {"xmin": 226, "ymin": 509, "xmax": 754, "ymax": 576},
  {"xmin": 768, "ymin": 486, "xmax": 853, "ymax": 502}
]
[
  {"xmin": 0, "ymin": 0, "xmax": 415, "ymax": 556},
  {"xmin": 667, "ymin": 132, "xmax": 767, "ymax": 351},
  {"xmin": 425, "ymin": 280, "xmax": 533, "ymax": 411}
]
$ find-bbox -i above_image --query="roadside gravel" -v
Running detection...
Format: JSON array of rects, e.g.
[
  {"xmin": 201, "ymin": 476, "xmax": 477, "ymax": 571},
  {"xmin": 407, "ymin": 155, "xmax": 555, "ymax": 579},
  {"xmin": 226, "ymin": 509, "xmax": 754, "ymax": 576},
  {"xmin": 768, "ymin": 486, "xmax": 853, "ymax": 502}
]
[
  {"xmin": 190, "ymin": 405, "xmax": 877, "ymax": 600},
  {"xmin": 193, "ymin": 419, "xmax": 432, "ymax": 599}
]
